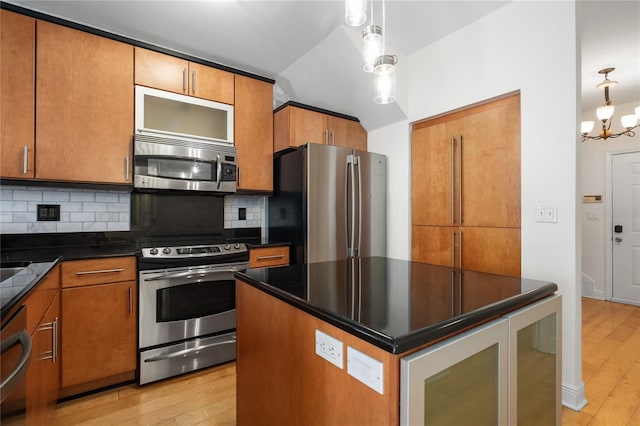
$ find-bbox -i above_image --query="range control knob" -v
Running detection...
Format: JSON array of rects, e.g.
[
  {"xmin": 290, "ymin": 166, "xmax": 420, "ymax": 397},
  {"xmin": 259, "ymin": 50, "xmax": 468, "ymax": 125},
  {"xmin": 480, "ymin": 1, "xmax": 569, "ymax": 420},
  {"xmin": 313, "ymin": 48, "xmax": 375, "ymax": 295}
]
[
  {"xmin": 149, "ymin": 248, "xmax": 159, "ymax": 255},
  {"xmin": 234, "ymin": 243, "xmax": 241, "ymax": 249},
  {"xmin": 163, "ymin": 247, "xmax": 171, "ymax": 255},
  {"xmin": 224, "ymin": 244, "xmax": 231, "ymax": 251}
]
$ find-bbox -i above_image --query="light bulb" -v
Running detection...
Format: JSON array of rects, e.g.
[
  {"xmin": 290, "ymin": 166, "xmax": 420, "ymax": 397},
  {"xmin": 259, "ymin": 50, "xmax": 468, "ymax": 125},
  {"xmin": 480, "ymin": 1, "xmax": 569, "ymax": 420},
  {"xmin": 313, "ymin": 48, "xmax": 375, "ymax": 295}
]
[
  {"xmin": 620, "ymin": 114, "xmax": 638, "ymax": 129},
  {"xmin": 596, "ymin": 105, "xmax": 614, "ymax": 121},
  {"xmin": 373, "ymin": 55, "xmax": 397, "ymax": 104},
  {"xmin": 362, "ymin": 26, "xmax": 383, "ymax": 73},
  {"xmin": 345, "ymin": 0, "xmax": 367, "ymax": 27}
]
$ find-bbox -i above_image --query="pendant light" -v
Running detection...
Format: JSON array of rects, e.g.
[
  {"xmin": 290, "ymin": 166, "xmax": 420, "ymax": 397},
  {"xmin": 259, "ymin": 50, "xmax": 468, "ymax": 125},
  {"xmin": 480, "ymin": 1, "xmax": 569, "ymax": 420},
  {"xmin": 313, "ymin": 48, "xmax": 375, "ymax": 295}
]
[
  {"xmin": 372, "ymin": 0, "xmax": 397, "ymax": 104},
  {"xmin": 345, "ymin": 0, "xmax": 367, "ymax": 27},
  {"xmin": 362, "ymin": 0, "xmax": 382, "ymax": 73}
]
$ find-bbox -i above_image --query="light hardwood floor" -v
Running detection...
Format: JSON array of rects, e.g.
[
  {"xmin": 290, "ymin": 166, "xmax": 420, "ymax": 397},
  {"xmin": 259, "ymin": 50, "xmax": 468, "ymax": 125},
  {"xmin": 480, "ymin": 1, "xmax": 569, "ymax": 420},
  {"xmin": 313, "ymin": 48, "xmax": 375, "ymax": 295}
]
[{"xmin": 53, "ymin": 298, "xmax": 640, "ymax": 425}]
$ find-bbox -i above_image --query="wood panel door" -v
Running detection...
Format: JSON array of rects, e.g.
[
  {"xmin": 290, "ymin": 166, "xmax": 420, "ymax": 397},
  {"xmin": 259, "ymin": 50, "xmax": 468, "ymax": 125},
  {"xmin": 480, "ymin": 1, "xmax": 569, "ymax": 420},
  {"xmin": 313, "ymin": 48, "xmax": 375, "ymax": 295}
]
[
  {"xmin": 328, "ymin": 115, "xmax": 367, "ymax": 151},
  {"xmin": 234, "ymin": 75, "xmax": 273, "ymax": 191},
  {"xmin": 36, "ymin": 21, "xmax": 133, "ymax": 184},
  {"xmin": 412, "ymin": 120, "xmax": 457, "ymax": 226},
  {"xmin": 460, "ymin": 227, "xmax": 521, "ymax": 277},
  {"xmin": 61, "ymin": 281, "xmax": 137, "ymax": 389},
  {"xmin": 134, "ymin": 47, "xmax": 188, "ymax": 95},
  {"xmin": 188, "ymin": 62, "xmax": 234, "ymax": 104},
  {"xmin": 1, "ymin": 10, "xmax": 35, "ymax": 179},
  {"xmin": 289, "ymin": 106, "xmax": 328, "ymax": 146},
  {"xmin": 412, "ymin": 225, "xmax": 457, "ymax": 268},
  {"xmin": 460, "ymin": 95, "xmax": 521, "ymax": 228}
]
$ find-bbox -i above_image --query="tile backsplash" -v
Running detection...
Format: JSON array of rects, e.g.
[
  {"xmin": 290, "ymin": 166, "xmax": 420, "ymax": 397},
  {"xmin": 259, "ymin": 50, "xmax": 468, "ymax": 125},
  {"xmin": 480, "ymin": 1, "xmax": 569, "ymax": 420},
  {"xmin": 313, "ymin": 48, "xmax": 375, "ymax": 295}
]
[
  {"xmin": 0, "ymin": 185, "xmax": 130, "ymax": 234},
  {"xmin": 0, "ymin": 186, "xmax": 266, "ymax": 234}
]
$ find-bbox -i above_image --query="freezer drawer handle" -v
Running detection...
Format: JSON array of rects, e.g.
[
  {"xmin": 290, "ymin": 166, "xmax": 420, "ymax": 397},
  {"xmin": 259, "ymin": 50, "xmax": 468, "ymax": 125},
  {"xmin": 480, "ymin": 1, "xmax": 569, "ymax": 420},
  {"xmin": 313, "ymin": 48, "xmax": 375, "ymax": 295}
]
[
  {"xmin": 0, "ymin": 329, "xmax": 32, "ymax": 402},
  {"xmin": 143, "ymin": 338, "xmax": 236, "ymax": 362}
]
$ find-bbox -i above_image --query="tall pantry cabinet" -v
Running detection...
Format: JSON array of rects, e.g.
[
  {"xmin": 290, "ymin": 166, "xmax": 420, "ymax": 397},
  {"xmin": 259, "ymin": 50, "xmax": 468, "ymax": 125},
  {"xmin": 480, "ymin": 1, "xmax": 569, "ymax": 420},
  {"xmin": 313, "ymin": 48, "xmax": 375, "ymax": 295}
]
[{"xmin": 412, "ymin": 93, "xmax": 521, "ymax": 276}]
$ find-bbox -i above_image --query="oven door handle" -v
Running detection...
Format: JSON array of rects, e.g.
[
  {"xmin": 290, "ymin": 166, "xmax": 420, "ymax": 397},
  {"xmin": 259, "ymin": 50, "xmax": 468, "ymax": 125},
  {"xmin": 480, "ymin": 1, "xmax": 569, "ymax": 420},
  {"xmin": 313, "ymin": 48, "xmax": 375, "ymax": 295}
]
[
  {"xmin": 0, "ymin": 329, "xmax": 32, "ymax": 403},
  {"xmin": 143, "ymin": 338, "xmax": 236, "ymax": 362},
  {"xmin": 144, "ymin": 267, "xmax": 242, "ymax": 282}
]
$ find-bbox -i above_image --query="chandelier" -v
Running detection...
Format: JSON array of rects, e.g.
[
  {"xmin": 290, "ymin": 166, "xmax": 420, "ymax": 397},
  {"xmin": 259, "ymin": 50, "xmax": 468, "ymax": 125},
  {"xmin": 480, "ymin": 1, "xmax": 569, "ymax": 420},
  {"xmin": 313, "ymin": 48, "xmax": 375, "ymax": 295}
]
[
  {"xmin": 345, "ymin": 0, "xmax": 397, "ymax": 104},
  {"xmin": 581, "ymin": 67, "xmax": 640, "ymax": 141}
]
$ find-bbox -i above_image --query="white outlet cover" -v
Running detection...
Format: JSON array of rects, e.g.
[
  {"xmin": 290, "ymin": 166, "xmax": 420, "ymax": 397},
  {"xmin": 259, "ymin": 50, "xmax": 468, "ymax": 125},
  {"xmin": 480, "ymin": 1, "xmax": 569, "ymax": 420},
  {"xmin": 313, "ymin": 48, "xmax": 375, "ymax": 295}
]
[
  {"xmin": 315, "ymin": 329, "xmax": 343, "ymax": 369},
  {"xmin": 347, "ymin": 346, "xmax": 384, "ymax": 394}
]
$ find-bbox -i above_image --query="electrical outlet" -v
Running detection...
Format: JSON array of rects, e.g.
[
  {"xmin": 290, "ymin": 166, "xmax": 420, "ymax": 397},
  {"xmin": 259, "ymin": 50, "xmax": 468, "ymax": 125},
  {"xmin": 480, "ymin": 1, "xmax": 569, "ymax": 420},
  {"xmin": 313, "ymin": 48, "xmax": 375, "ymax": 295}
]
[
  {"xmin": 238, "ymin": 207, "xmax": 246, "ymax": 220},
  {"xmin": 315, "ymin": 330, "xmax": 343, "ymax": 369}
]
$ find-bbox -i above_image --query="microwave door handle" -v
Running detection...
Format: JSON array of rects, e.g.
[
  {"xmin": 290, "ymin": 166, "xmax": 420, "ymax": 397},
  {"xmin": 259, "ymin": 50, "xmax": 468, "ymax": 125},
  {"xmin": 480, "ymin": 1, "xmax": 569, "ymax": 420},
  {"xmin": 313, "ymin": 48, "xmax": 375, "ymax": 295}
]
[{"xmin": 216, "ymin": 154, "xmax": 222, "ymax": 189}]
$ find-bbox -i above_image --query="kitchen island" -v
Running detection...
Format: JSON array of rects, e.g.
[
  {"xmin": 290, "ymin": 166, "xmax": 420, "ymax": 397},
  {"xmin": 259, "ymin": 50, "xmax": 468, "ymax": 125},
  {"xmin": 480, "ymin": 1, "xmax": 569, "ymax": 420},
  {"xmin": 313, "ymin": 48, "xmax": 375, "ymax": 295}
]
[{"xmin": 235, "ymin": 257, "xmax": 561, "ymax": 425}]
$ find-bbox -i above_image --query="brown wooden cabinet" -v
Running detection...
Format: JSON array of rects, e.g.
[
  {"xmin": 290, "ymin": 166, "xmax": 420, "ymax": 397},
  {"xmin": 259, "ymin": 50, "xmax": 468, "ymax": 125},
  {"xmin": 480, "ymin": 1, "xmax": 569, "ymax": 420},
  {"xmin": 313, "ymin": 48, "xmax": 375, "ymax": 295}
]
[
  {"xmin": 60, "ymin": 257, "xmax": 137, "ymax": 397},
  {"xmin": 35, "ymin": 21, "xmax": 133, "ymax": 184},
  {"xmin": 23, "ymin": 265, "xmax": 60, "ymax": 426},
  {"xmin": 234, "ymin": 75, "xmax": 273, "ymax": 191},
  {"xmin": 274, "ymin": 104, "xmax": 367, "ymax": 152},
  {"xmin": 249, "ymin": 245, "xmax": 290, "ymax": 268},
  {"xmin": 411, "ymin": 93, "xmax": 521, "ymax": 276},
  {"xmin": 134, "ymin": 47, "xmax": 234, "ymax": 104},
  {"xmin": 1, "ymin": 10, "xmax": 35, "ymax": 179}
]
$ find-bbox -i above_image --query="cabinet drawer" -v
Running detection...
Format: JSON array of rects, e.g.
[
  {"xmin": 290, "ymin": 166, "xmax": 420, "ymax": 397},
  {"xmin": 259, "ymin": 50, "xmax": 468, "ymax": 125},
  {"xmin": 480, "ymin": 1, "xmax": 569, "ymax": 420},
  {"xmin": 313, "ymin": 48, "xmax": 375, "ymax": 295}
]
[
  {"xmin": 61, "ymin": 257, "xmax": 137, "ymax": 288},
  {"xmin": 249, "ymin": 246, "xmax": 290, "ymax": 268}
]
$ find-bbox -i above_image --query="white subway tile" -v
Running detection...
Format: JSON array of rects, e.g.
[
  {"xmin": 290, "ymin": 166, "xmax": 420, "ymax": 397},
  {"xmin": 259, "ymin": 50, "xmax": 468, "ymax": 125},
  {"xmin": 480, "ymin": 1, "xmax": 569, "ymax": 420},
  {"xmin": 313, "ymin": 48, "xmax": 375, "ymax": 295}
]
[
  {"xmin": 59, "ymin": 212, "xmax": 70, "ymax": 222},
  {"xmin": 63, "ymin": 203, "xmax": 83, "ymax": 212},
  {"xmin": 28, "ymin": 222, "xmax": 56, "ymax": 233},
  {"xmin": 0, "ymin": 223, "xmax": 27, "ymax": 233},
  {"xmin": 57, "ymin": 222, "xmax": 83, "ymax": 232},
  {"xmin": 12, "ymin": 190, "xmax": 42, "ymax": 201},
  {"xmin": 0, "ymin": 213, "xmax": 12, "ymax": 222},
  {"xmin": 107, "ymin": 203, "xmax": 129, "ymax": 212},
  {"xmin": 13, "ymin": 212, "xmax": 37, "ymax": 222},
  {"xmin": 119, "ymin": 212, "xmax": 129, "ymax": 222},
  {"xmin": 70, "ymin": 192, "xmax": 95, "ymax": 202},
  {"xmin": 0, "ymin": 188, "xmax": 13, "ymax": 200},
  {"xmin": 95, "ymin": 192, "xmax": 119, "ymax": 203},
  {"xmin": 70, "ymin": 212, "xmax": 95, "ymax": 222},
  {"xmin": 43, "ymin": 191, "xmax": 70, "ymax": 202},
  {"xmin": 96, "ymin": 212, "xmax": 119, "ymax": 222},
  {"xmin": 118, "ymin": 193, "xmax": 130, "ymax": 203},
  {"xmin": 83, "ymin": 202, "xmax": 108, "ymax": 212},
  {"xmin": 231, "ymin": 220, "xmax": 246, "ymax": 228}
]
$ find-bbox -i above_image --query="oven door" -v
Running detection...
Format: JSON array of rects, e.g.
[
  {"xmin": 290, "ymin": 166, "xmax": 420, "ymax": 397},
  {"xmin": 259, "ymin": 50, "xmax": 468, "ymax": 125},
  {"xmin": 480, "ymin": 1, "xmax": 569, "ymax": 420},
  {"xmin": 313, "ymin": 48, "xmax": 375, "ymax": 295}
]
[{"xmin": 139, "ymin": 263, "xmax": 242, "ymax": 349}]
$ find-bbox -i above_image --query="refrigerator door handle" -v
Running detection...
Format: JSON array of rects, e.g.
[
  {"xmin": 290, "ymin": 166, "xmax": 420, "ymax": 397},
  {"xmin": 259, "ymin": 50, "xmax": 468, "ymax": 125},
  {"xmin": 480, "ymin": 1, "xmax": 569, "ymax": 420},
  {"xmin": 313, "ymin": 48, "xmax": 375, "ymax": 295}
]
[
  {"xmin": 346, "ymin": 155, "xmax": 356, "ymax": 258},
  {"xmin": 355, "ymin": 155, "xmax": 362, "ymax": 257}
]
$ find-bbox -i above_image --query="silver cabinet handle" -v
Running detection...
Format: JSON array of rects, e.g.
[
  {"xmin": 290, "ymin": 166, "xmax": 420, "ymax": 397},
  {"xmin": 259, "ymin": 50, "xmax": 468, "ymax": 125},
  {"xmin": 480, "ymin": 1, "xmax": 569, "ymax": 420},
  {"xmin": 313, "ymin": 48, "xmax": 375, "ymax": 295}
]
[
  {"xmin": 53, "ymin": 317, "xmax": 58, "ymax": 363},
  {"xmin": 256, "ymin": 254, "xmax": 286, "ymax": 260},
  {"xmin": 191, "ymin": 71, "xmax": 196, "ymax": 95},
  {"xmin": 459, "ymin": 135, "xmax": 463, "ymax": 224},
  {"xmin": 325, "ymin": 129, "xmax": 329, "ymax": 145},
  {"xmin": 128, "ymin": 287, "xmax": 133, "ymax": 315},
  {"xmin": 451, "ymin": 231, "xmax": 456, "ymax": 268},
  {"xmin": 144, "ymin": 338, "xmax": 236, "ymax": 362},
  {"xmin": 331, "ymin": 131, "xmax": 335, "ymax": 146},
  {"xmin": 38, "ymin": 317, "xmax": 58, "ymax": 363},
  {"xmin": 0, "ymin": 330, "xmax": 32, "ymax": 397},
  {"xmin": 125, "ymin": 156, "xmax": 130, "ymax": 181},
  {"xmin": 75, "ymin": 268, "xmax": 125, "ymax": 276},
  {"xmin": 23, "ymin": 145, "xmax": 29, "ymax": 174},
  {"xmin": 451, "ymin": 136, "xmax": 455, "ymax": 224},
  {"xmin": 182, "ymin": 68, "xmax": 187, "ymax": 92},
  {"xmin": 459, "ymin": 231, "xmax": 463, "ymax": 269}
]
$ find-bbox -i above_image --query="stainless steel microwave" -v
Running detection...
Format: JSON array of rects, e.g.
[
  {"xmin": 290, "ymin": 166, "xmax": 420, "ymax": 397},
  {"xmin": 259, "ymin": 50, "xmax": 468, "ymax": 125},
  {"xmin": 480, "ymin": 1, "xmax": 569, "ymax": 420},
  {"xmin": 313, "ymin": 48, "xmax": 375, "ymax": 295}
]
[
  {"xmin": 133, "ymin": 135, "xmax": 237, "ymax": 193},
  {"xmin": 135, "ymin": 86, "xmax": 234, "ymax": 146}
]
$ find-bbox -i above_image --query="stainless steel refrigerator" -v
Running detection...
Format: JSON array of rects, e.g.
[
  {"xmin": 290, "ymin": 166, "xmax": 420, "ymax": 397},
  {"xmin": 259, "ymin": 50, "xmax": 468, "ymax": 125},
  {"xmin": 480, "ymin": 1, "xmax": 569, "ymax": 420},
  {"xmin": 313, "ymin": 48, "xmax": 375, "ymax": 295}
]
[{"xmin": 269, "ymin": 143, "xmax": 386, "ymax": 264}]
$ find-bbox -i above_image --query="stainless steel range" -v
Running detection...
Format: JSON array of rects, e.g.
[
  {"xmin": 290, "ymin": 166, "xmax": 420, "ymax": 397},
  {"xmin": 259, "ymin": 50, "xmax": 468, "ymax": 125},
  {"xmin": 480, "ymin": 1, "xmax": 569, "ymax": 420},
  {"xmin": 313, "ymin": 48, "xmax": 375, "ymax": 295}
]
[{"xmin": 137, "ymin": 241, "xmax": 248, "ymax": 385}]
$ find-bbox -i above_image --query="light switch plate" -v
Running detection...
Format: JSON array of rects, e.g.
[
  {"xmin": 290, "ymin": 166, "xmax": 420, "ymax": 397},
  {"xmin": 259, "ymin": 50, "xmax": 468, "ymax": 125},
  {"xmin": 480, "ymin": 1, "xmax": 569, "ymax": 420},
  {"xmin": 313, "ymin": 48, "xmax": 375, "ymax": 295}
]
[
  {"xmin": 347, "ymin": 346, "xmax": 384, "ymax": 394},
  {"xmin": 536, "ymin": 205, "xmax": 557, "ymax": 223}
]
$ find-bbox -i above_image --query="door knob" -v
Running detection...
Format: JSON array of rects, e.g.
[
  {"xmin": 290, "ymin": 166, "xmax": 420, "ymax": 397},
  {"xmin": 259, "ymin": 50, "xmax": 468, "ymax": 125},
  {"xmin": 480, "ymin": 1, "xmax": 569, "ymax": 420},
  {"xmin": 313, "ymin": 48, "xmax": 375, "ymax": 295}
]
[{"xmin": 615, "ymin": 237, "xmax": 623, "ymax": 243}]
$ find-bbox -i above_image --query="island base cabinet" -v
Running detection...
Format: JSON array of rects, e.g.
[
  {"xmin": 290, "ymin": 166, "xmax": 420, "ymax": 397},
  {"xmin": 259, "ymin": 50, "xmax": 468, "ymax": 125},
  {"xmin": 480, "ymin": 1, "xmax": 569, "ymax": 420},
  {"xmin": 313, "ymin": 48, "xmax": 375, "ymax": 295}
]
[
  {"xmin": 401, "ymin": 319, "xmax": 509, "ymax": 425},
  {"xmin": 236, "ymin": 279, "xmax": 399, "ymax": 426}
]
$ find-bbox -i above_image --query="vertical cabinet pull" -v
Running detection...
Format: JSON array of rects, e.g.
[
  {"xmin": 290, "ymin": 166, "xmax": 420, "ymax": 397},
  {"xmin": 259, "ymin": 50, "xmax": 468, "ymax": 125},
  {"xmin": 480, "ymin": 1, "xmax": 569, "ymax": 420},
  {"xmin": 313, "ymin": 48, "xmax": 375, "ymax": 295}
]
[
  {"xmin": 459, "ymin": 135, "xmax": 463, "ymax": 224},
  {"xmin": 451, "ymin": 136, "xmax": 455, "ymax": 224},
  {"xmin": 331, "ymin": 131, "xmax": 335, "ymax": 146},
  {"xmin": 192, "ymin": 71, "xmax": 197, "ymax": 95},
  {"xmin": 38, "ymin": 317, "xmax": 58, "ymax": 362},
  {"xmin": 459, "ymin": 231, "xmax": 463, "ymax": 269},
  {"xmin": 23, "ymin": 146, "xmax": 28, "ymax": 174},
  {"xmin": 451, "ymin": 231, "xmax": 456, "ymax": 268},
  {"xmin": 128, "ymin": 287, "xmax": 133, "ymax": 315},
  {"xmin": 325, "ymin": 129, "xmax": 329, "ymax": 145},
  {"xmin": 182, "ymin": 68, "xmax": 187, "ymax": 92},
  {"xmin": 125, "ymin": 156, "xmax": 130, "ymax": 181}
]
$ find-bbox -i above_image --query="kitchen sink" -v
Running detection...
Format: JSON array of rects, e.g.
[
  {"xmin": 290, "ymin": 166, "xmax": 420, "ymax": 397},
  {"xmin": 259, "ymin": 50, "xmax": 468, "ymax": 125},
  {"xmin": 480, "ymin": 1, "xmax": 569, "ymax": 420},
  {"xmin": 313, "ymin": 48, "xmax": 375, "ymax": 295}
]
[{"xmin": 0, "ymin": 262, "xmax": 31, "ymax": 282}]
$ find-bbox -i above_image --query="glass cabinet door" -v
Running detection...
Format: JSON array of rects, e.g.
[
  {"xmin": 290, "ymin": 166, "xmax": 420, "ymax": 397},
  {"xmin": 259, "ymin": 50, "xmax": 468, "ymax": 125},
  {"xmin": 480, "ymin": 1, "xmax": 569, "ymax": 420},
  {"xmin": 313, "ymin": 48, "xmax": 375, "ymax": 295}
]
[
  {"xmin": 505, "ymin": 295, "xmax": 562, "ymax": 426},
  {"xmin": 401, "ymin": 318, "xmax": 509, "ymax": 425}
]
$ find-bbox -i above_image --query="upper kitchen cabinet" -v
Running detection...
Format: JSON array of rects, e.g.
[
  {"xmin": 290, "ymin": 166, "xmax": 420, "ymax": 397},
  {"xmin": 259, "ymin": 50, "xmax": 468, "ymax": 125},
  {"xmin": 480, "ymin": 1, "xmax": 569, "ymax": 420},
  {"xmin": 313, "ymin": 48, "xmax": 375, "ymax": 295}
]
[
  {"xmin": 273, "ymin": 103, "xmax": 367, "ymax": 152},
  {"xmin": 234, "ymin": 75, "xmax": 273, "ymax": 191},
  {"xmin": 1, "ymin": 10, "xmax": 35, "ymax": 179},
  {"xmin": 35, "ymin": 21, "xmax": 133, "ymax": 184},
  {"xmin": 135, "ymin": 47, "xmax": 234, "ymax": 104}
]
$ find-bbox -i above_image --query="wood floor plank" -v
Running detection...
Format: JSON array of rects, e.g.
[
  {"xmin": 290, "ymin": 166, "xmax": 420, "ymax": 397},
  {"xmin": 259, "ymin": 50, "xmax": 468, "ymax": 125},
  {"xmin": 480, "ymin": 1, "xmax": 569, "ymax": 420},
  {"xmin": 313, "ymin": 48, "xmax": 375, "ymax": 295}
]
[{"xmin": 589, "ymin": 361, "xmax": 640, "ymax": 426}]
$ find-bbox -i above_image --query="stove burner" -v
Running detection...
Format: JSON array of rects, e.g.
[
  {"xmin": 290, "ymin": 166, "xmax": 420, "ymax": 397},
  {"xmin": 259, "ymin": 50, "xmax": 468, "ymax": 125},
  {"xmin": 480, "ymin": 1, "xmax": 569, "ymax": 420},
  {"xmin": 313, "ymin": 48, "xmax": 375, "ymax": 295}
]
[{"xmin": 140, "ymin": 243, "xmax": 247, "ymax": 259}]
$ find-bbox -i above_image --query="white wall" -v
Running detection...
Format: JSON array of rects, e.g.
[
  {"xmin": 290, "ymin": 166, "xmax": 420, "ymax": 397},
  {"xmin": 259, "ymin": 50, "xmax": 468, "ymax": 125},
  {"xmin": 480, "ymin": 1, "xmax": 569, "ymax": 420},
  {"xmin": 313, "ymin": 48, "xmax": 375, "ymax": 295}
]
[
  {"xmin": 580, "ymin": 100, "xmax": 640, "ymax": 299},
  {"xmin": 371, "ymin": 1, "xmax": 585, "ymax": 410}
]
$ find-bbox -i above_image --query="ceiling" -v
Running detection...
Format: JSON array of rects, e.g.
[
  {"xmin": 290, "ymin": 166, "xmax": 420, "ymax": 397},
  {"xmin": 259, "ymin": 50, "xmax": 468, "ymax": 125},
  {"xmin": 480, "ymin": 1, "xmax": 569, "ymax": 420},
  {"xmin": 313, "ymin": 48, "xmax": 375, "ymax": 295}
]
[{"xmin": 5, "ymin": 0, "xmax": 639, "ymax": 131}]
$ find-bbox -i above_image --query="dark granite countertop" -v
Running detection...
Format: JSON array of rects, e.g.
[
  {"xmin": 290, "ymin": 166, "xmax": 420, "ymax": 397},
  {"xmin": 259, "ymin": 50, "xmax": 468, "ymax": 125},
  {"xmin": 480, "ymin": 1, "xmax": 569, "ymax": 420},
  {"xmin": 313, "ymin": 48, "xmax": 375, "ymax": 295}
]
[
  {"xmin": 236, "ymin": 257, "xmax": 557, "ymax": 354},
  {"xmin": 1, "ymin": 259, "xmax": 60, "ymax": 322},
  {"xmin": 246, "ymin": 240, "xmax": 291, "ymax": 248}
]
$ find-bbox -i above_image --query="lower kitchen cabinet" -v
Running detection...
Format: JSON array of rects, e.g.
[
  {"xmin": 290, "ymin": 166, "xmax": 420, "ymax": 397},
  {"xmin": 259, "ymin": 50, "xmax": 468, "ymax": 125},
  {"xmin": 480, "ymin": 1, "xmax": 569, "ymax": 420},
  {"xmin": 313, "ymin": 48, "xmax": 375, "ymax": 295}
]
[
  {"xmin": 22, "ymin": 265, "xmax": 60, "ymax": 426},
  {"xmin": 249, "ymin": 245, "xmax": 290, "ymax": 268},
  {"xmin": 60, "ymin": 257, "xmax": 137, "ymax": 397}
]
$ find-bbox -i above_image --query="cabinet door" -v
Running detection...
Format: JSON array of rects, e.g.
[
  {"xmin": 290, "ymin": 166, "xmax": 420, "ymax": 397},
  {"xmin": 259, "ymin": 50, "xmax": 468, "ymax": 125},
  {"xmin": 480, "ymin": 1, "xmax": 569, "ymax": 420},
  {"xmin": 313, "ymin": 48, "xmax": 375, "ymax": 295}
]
[
  {"xmin": 26, "ymin": 293, "xmax": 59, "ymax": 426},
  {"xmin": 61, "ymin": 281, "xmax": 136, "ymax": 389},
  {"xmin": 460, "ymin": 95, "xmax": 521, "ymax": 228},
  {"xmin": 1, "ymin": 10, "xmax": 35, "ymax": 179},
  {"xmin": 134, "ymin": 47, "xmax": 188, "ymax": 95},
  {"xmin": 36, "ymin": 21, "xmax": 133, "ymax": 184},
  {"xmin": 234, "ymin": 75, "xmax": 273, "ymax": 191},
  {"xmin": 328, "ymin": 115, "xmax": 367, "ymax": 151},
  {"xmin": 290, "ymin": 106, "xmax": 328, "ymax": 146},
  {"xmin": 411, "ymin": 120, "xmax": 458, "ymax": 226},
  {"xmin": 189, "ymin": 62, "xmax": 234, "ymax": 104},
  {"xmin": 412, "ymin": 225, "xmax": 457, "ymax": 268},
  {"xmin": 460, "ymin": 227, "xmax": 521, "ymax": 276}
]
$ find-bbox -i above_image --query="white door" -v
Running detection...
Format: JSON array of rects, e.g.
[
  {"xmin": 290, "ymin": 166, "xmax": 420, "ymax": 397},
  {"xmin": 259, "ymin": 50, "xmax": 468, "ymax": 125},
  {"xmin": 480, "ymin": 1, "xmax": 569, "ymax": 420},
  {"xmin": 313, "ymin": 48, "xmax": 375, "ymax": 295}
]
[{"xmin": 612, "ymin": 151, "xmax": 640, "ymax": 305}]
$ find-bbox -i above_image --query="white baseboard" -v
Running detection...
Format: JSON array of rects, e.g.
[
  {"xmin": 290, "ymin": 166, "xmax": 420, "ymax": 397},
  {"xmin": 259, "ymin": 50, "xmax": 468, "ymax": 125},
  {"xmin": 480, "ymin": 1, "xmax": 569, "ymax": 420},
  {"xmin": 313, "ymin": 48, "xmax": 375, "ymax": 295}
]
[
  {"xmin": 581, "ymin": 273, "xmax": 605, "ymax": 300},
  {"xmin": 562, "ymin": 381, "xmax": 588, "ymax": 411}
]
